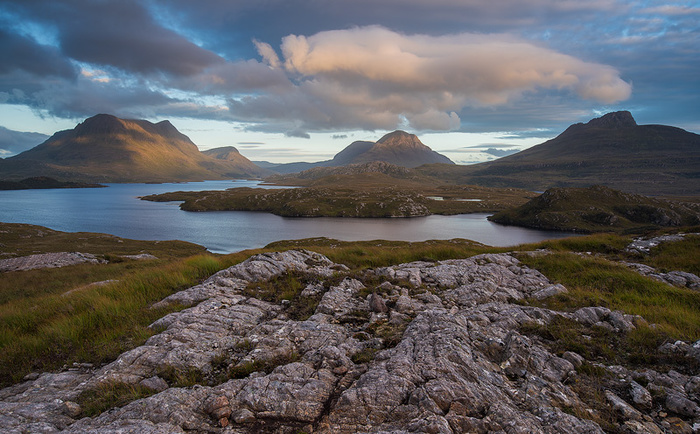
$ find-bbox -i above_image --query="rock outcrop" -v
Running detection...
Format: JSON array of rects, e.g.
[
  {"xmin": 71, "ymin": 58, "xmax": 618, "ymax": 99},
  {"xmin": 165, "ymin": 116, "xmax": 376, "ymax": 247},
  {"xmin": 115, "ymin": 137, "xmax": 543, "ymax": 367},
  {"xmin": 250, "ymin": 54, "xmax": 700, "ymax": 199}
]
[
  {"xmin": 1, "ymin": 249, "xmax": 699, "ymax": 433},
  {"xmin": 0, "ymin": 252, "xmax": 106, "ymax": 272}
]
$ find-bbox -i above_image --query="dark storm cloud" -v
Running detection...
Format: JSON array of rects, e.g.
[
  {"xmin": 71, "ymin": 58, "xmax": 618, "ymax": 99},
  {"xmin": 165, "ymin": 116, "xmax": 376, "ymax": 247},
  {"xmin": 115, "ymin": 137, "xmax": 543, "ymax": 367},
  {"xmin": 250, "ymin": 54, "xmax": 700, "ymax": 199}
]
[
  {"xmin": 152, "ymin": 0, "xmax": 622, "ymax": 60},
  {"xmin": 0, "ymin": 28, "xmax": 76, "ymax": 79},
  {"xmin": 5, "ymin": 0, "xmax": 224, "ymax": 77},
  {"xmin": 9, "ymin": 74, "xmax": 175, "ymax": 120}
]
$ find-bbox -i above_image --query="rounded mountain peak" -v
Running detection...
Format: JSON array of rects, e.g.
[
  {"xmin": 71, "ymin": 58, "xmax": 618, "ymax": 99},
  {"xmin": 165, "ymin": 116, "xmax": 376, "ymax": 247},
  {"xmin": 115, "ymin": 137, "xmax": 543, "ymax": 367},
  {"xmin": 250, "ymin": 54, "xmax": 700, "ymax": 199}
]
[
  {"xmin": 585, "ymin": 111, "xmax": 637, "ymax": 128},
  {"xmin": 375, "ymin": 130, "xmax": 426, "ymax": 149},
  {"xmin": 74, "ymin": 114, "xmax": 127, "ymax": 136}
]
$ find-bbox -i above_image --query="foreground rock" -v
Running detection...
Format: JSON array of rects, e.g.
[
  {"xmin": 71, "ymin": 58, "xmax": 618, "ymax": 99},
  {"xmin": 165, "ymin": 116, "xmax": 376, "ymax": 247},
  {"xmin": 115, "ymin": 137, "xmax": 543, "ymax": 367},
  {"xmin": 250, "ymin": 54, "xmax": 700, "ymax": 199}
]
[
  {"xmin": 0, "ymin": 252, "xmax": 106, "ymax": 272},
  {"xmin": 1, "ymin": 250, "xmax": 698, "ymax": 433}
]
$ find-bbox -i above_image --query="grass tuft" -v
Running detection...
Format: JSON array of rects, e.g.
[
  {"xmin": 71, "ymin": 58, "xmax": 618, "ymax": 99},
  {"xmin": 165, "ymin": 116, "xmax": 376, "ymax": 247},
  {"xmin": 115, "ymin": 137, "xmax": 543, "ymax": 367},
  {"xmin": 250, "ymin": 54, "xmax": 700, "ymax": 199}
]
[{"xmin": 76, "ymin": 382, "xmax": 157, "ymax": 417}]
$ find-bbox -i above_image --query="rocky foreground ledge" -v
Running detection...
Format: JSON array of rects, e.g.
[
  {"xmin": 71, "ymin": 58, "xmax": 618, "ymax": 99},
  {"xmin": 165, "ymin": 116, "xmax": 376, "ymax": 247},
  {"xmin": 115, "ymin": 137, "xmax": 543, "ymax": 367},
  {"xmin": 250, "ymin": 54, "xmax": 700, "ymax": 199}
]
[{"xmin": 1, "ymin": 250, "xmax": 699, "ymax": 433}]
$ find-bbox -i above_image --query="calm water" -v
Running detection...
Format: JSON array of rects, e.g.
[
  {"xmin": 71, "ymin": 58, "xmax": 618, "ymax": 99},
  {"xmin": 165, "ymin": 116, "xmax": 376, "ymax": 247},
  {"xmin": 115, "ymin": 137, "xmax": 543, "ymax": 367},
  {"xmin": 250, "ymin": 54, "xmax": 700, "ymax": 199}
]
[{"xmin": 0, "ymin": 180, "xmax": 576, "ymax": 253}]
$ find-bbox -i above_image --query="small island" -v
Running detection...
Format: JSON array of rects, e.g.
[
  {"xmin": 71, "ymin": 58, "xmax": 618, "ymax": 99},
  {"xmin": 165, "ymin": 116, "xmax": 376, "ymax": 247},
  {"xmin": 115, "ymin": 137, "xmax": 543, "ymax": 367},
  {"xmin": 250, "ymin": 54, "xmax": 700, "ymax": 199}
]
[
  {"xmin": 142, "ymin": 162, "xmax": 537, "ymax": 217},
  {"xmin": 0, "ymin": 176, "xmax": 106, "ymax": 191},
  {"xmin": 489, "ymin": 185, "xmax": 700, "ymax": 233}
]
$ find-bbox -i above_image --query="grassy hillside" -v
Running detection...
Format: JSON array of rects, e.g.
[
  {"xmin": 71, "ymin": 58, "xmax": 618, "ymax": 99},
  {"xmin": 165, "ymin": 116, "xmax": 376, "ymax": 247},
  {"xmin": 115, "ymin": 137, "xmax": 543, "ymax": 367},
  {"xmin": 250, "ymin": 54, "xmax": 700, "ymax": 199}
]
[{"xmin": 490, "ymin": 185, "xmax": 700, "ymax": 233}]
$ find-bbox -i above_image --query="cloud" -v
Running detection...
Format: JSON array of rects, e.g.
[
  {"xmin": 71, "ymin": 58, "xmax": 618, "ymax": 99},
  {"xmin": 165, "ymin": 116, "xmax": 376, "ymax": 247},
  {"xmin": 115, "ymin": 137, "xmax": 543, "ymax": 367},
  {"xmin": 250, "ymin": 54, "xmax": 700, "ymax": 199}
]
[
  {"xmin": 0, "ymin": 71, "xmax": 176, "ymax": 120},
  {"xmin": 168, "ymin": 60, "xmax": 292, "ymax": 95},
  {"xmin": 0, "ymin": 28, "xmax": 76, "ymax": 79},
  {"xmin": 0, "ymin": 126, "xmax": 48, "ymax": 156},
  {"xmin": 285, "ymin": 128, "xmax": 311, "ymax": 139},
  {"xmin": 5, "ymin": 0, "xmax": 223, "ymax": 77},
  {"xmin": 483, "ymin": 148, "xmax": 520, "ymax": 157},
  {"xmin": 229, "ymin": 26, "xmax": 631, "ymax": 135},
  {"xmin": 641, "ymin": 5, "xmax": 700, "ymax": 16},
  {"xmin": 467, "ymin": 143, "xmax": 521, "ymax": 149},
  {"xmin": 281, "ymin": 27, "xmax": 631, "ymax": 104}
]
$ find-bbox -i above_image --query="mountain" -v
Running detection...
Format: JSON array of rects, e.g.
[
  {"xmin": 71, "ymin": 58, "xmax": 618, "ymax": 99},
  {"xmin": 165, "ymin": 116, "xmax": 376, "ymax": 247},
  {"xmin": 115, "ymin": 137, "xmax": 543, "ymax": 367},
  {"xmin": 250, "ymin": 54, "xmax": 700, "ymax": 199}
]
[
  {"xmin": 326, "ymin": 140, "xmax": 376, "ymax": 166},
  {"xmin": 201, "ymin": 146, "xmax": 272, "ymax": 176},
  {"xmin": 266, "ymin": 161, "xmax": 437, "ymax": 188},
  {"xmin": 0, "ymin": 114, "xmax": 267, "ymax": 182},
  {"xmin": 417, "ymin": 111, "xmax": 700, "ymax": 196},
  {"xmin": 264, "ymin": 131, "xmax": 453, "ymax": 174},
  {"xmin": 352, "ymin": 131, "xmax": 453, "ymax": 167}
]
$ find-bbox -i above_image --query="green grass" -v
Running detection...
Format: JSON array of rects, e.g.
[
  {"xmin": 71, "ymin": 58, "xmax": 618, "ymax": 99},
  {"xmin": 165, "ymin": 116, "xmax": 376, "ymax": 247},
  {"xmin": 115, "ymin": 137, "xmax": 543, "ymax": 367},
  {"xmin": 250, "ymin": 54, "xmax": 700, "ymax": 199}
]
[
  {"xmin": 228, "ymin": 352, "xmax": 301, "ymax": 379},
  {"xmin": 241, "ymin": 270, "xmax": 324, "ymax": 321},
  {"xmin": 519, "ymin": 252, "xmax": 700, "ymax": 340},
  {"xmin": 0, "ymin": 251, "xmax": 259, "ymax": 387},
  {"xmin": 76, "ymin": 382, "xmax": 157, "ymax": 417},
  {"xmin": 0, "ymin": 222, "xmax": 206, "ymax": 259},
  {"xmin": 639, "ymin": 233, "xmax": 700, "ymax": 274}
]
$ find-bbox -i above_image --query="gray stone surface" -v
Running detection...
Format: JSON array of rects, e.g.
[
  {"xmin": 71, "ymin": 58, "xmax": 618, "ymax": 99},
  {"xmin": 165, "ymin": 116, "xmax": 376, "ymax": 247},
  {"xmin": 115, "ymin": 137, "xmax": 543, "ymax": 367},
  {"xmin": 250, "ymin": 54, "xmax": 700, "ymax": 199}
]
[
  {"xmin": 0, "ymin": 252, "xmax": 105, "ymax": 272},
  {"xmin": 2, "ymin": 249, "xmax": 698, "ymax": 433}
]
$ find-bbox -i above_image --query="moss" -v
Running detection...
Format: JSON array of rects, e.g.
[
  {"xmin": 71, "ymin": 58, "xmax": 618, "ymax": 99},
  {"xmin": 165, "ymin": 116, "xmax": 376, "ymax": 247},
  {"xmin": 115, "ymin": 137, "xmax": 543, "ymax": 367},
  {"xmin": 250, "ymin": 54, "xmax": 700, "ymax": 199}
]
[
  {"xmin": 241, "ymin": 270, "xmax": 324, "ymax": 321},
  {"xmin": 351, "ymin": 347, "xmax": 379, "ymax": 364},
  {"xmin": 76, "ymin": 382, "xmax": 157, "ymax": 417},
  {"xmin": 228, "ymin": 352, "xmax": 301, "ymax": 379},
  {"xmin": 521, "ymin": 317, "xmax": 699, "ymax": 375},
  {"xmin": 157, "ymin": 365, "xmax": 205, "ymax": 388}
]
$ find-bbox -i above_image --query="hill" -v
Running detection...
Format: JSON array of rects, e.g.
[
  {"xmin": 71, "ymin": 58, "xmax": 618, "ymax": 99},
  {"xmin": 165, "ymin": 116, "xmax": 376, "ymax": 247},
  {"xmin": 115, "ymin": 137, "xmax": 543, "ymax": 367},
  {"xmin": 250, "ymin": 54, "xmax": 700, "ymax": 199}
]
[
  {"xmin": 490, "ymin": 185, "xmax": 700, "ymax": 233},
  {"xmin": 417, "ymin": 111, "xmax": 700, "ymax": 196},
  {"xmin": 352, "ymin": 130, "xmax": 453, "ymax": 167},
  {"xmin": 201, "ymin": 146, "xmax": 273, "ymax": 176},
  {"xmin": 264, "ymin": 130, "xmax": 453, "ymax": 173},
  {"xmin": 0, "ymin": 114, "xmax": 267, "ymax": 182},
  {"xmin": 267, "ymin": 161, "xmax": 433, "ymax": 187}
]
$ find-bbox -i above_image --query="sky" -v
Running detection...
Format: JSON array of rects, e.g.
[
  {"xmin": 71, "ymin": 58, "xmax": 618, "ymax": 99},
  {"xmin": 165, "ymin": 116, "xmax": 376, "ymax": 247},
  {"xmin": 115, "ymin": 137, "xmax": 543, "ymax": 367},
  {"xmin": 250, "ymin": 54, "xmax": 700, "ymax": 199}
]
[{"xmin": 0, "ymin": 0, "xmax": 698, "ymax": 164}]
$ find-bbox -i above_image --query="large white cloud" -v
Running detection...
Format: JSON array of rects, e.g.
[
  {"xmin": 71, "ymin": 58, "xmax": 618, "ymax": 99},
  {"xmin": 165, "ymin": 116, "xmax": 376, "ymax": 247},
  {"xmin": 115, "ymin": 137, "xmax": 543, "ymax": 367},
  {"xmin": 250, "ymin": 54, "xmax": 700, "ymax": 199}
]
[{"xmin": 231, "ymin": 26, "xmax": 631, "ymax": 133}]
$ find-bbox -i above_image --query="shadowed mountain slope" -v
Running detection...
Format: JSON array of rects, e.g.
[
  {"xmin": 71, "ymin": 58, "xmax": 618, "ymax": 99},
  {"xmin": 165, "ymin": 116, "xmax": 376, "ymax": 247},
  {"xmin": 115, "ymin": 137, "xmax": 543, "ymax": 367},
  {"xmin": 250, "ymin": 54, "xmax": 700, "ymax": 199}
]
[
  {"xmin": 1, "ymin": 114, "xmax": 267, "ymax": 182},
  {"xmin": 417, "ymin": 111, "xmax": 700, "ymax": 196}
]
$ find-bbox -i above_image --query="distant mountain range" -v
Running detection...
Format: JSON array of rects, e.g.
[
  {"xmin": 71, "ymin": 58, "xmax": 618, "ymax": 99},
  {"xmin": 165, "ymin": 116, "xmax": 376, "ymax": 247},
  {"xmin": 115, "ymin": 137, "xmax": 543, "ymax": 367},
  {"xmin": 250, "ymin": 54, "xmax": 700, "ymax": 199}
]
[
  {"xmin": 1, "ymin": 111, "xmax": 698, "ymax": 196},
  {"xmin": 0, "ymin": 114, "xmax": 268, "ymax": 183},
  {"xmin": 417, "ymin": 111, "xmax": 700, "ymax": 196},
  {"xmin": 0, "ymin": 117, "xmax": 453, "ymax": 182},
  {"xmin": 260, "ymin": 130, "xmax": 454, "ymax": 174}
]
